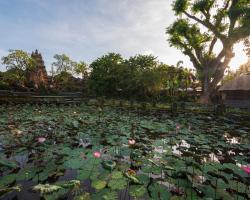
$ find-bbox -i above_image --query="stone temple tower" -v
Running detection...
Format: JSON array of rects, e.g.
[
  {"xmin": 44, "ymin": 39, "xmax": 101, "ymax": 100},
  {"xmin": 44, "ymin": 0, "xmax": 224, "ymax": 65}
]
[{"xmin": 27, "ymin": 50, "xmax": 48, "ymax": 88}]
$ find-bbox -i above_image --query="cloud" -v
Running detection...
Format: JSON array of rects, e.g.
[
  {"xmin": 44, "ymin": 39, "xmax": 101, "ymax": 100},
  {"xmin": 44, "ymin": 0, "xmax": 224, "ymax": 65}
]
[
  {"xmin": 0, "ymin": 0, "xmax": 246, "ymax": 71},
  {"xmin": 0, "ymin": 0, "xmax": 193, "ymax": 70}
]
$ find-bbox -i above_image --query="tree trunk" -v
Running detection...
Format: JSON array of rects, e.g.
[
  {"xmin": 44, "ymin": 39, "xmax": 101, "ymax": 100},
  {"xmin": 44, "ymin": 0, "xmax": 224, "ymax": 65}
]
[
  {"xmin": 198, "ymin": 48, "xmax": 234, "ymax": 104},
  {"xmin": 199, "ymin": 91, "xmax": 211, "ymax": 104},
  {"xmin": 199, "ymin": 66, "xmax": 211, "ymax": 104},
  {"xmin": 198, "ymin": 65, "xmax": 223, "ymax": 104}
]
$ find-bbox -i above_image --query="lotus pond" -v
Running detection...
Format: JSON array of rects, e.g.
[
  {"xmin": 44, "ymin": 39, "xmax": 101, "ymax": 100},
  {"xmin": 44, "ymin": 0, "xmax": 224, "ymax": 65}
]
[{"xmin": 0, "ymin": 103, "xmax": 250, "ymax": 200}]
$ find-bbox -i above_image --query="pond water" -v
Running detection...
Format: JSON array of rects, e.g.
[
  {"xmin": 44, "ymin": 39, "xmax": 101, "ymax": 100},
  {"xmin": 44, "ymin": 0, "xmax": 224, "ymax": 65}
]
[{"xmin": 0, "ymin": 104, "xmax": 249, "ymax": 200}]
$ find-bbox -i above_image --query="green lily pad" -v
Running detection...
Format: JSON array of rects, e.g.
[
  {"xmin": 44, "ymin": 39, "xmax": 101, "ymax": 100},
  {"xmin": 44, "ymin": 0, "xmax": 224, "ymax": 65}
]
[
  {"xmin": 148, "ymin": 183, "xmax": 171, "ymax": 200},
  {"xmin": 102, "ymin": 160, "xmax": 116, "ymax": 171},
  {"xmin": 73, "ymin": 193, "xmax": 91, "ymax": 200},
  {"xmin": 103, "ymin": 191, "xmax": 118, "ymax": 200},
  {"xmin": 129, "ymin": 185, "xmax": 147, "ymax": 197},
  {"xmin": 91, "ymin": 180, "xmax": 107, "ymax": 190},
  {"xmin": 108, "ymin": 178, "xmax": 127, "ymax": 190},
  {"xmin": 111, "ymin": 171, "xmax": 123, "ymax": 179},
  {"xmin": 0, "ymin": 159, "xmax": 18, "ymax": 169},
  {"xmin": 0, "ymin": 174, "xmax": 17, "ymax": 188}
]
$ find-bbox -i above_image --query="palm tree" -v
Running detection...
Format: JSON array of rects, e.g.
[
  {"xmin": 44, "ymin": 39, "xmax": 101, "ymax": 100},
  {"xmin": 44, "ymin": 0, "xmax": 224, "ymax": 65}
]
[{"xmin": 74, "ymin": 61, "xmax": 87, "ymax": 80}]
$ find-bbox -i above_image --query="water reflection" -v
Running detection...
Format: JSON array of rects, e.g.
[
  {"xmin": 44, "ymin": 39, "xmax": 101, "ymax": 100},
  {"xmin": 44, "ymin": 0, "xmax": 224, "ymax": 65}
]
[
  {"xmin": 1, "ymin": 180, "xmax": 39, "ymax": 200},
  {"xmin": 202, "ymin": 153, "xmax": 220, "ymax": 163},
  {"xmin": 9, "ymin": 154, "xmax": 29, "ymax": 169},
  {"xmin": 154, "ymin": 146, "xmax": 167, "ymax": 154},
  {"xmin": 224, "ymin": 132, "xmax": 241, "ymax": 144}
]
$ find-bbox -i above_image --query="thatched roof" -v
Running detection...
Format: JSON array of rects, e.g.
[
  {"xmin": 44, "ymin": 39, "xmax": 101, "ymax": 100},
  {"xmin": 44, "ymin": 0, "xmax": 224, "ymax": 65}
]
[{"xmin": 219, "ymin": 74, "xmax": 250, "ymax": 91}]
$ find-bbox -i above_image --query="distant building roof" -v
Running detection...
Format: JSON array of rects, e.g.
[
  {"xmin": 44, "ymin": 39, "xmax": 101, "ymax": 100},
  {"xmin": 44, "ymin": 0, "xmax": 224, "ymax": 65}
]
[{"xmin": 219, "ymin": 74, "xmax": 250, "ymax": 91}]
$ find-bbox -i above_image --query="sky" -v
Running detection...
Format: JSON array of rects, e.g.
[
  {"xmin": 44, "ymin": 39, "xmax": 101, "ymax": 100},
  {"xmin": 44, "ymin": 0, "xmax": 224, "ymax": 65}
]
[{"xmin": 0, "ymin": 0, "xmax": 248, "ymax": 72}]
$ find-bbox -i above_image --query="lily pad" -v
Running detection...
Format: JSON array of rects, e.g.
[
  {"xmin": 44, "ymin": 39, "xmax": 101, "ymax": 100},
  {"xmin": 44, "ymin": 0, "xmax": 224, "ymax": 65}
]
[
  {"xmin": 129, "ymin": 185, "xmax": 147, "ymax": 197},
  {"xmin": 108, "ymin": 178, "xmax": 127, "ymax": 190},
  {"xmin": 102, "ymin": 160, "xmax": 116, "ymax": 171},
  {"xmin": 91, "ymin": 180, "xmax": 107, "ymax": 190}
]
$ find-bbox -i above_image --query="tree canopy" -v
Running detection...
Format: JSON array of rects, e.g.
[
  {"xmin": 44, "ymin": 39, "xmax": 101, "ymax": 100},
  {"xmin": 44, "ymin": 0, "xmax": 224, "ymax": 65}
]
[
  {"xmin": 167, "ymin": 0, "xmax": 250, "ymax": 103},
  {"xmin": 88, "ymin": 53, "xmax": 194, "ymax": 100},
  {"xmin": 74, "ymin": 61, "xmax": 87, "ymax": 78},
  {"xmin": 1, "ymin": 50, "xmax": 36, "ymax": 85},
  {"xmin": 52, "ymin": 54, "xmax": 77, "ymax": 74},
  {"xmin": 88, "ymin": 53, "xmax": 124, "ymax": 96},
  {"xmin": 1, "ymin": 49, "xmax": 36, "ymax": 71}
]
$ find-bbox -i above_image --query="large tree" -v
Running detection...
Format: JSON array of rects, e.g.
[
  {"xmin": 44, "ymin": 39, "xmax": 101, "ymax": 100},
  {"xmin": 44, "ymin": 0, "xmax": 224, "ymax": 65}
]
[
  {"xmin": 167, "ymin": 0, "xmax": 250, "ymax": 103},
  {"xmin": 52, "ymin": 54, "xmax": 77, "ymax": 74},
  {"xmin": 88, "ymin": 53, "xmax": 168, "ymax": 99},
  {"xmin": 88, "ymin": 53, "xmax": 124, "ymax": 96},
  {"xmin": 1, "ymin": 49, "xmax": 36, "ymax": 84},
  {"xmin": 2, "ymin": 49, "xmax": 36, "ymax": 71}
]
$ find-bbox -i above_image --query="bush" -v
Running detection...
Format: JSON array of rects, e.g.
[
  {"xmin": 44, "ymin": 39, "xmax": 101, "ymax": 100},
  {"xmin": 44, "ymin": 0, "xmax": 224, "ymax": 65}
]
[{"xmin": 0, "ymin": 81, "xmax": 10, "ymax": 90}]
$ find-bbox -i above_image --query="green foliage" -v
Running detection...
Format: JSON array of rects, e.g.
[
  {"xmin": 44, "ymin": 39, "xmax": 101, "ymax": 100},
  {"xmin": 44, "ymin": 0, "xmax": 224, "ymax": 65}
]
[
  {"xmin": 1, "ymin": 50, "xmax": 36, "ymax": 87},
  {"xmin": 108, "ymin": 178, "xmax": 127, "ymax": 190},
  {"xmin": 148, "ymin": 183, "xmax": 171, "ymax": 199},
  {"xmin": 167, "ymin": 0, "xmax": 250, "ymax": 100},
  {"xmin": 102, "ymin": 191, "xmax": 118, "ymax": 200},
  {"xmin": 91, "ymin": 180, "xmax": 107, "ymax": 190},
  {"xmin": 0, "ymin": 158, "xmax": 18, "ymax": 169},
  {"xmin": 111, "ymin": 171, "xmax": 123, "ymax": 179},
  {"xmin": 173, "ymin": 0, "xmax": 189, "ymax": 15},
  {"xmin": 88, "ymin": 53, "xmax": 124, "ymax": 96},
  {"xmin": 53, "ymin": 71, "xmax": 82, "ymax": 92},
  {"xmin": 52, "ymin": 54, "xmax": 77, "ymax": 74},
  {"xmin": 0, "ymin": 174, "xmax": 17, "ymax": 188},
  {"xmin": 125, "ymin": 54, "xmax": 158, "ymax": 70},
  {"xmin": 129, "ymin": 185, "xmax": 147, "ymax": 198},
  {"xmin": 88, "ymin": 53, "xmax": 193, "ymax": 100},
  {"xmin": 74, "ymin": 61, "xmax": 87, "ymax": 78},
  {"xmin": 1, "ymin": 49, "xmax": 36, "ymax": 71},
  {"xmin": 167, "ymin": 19, "xmax": 210, "ymax": 60},
  {"xmin": 102, "ymin": 160, "xmax": 116, "ymax": 171},
  {"xmin": 0, "ymin": 104, "xmax": 249, "ymax": 199},
  {"xmin": 192, "ymin": 0, "xmax": 214, "ymax": 14}
]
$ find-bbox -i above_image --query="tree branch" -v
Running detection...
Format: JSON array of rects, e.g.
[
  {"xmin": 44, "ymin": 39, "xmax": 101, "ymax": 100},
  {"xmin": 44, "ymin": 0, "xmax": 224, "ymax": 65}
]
[
  {"xmin": 208, "ymin": 37, "xmax": 217, "ymax": 55},
  {"xmin": 183, "ymin": 11, "xmax": 226, "ymax": 43},
  {"xmin": 228, "ymin": 0, "xmax": 240, "ymax": 36},
  {"xmin": 184, "ymin": 48, "xmax": 202, "ymax": 70},
  {"xmin": 231, "ymin": 26, "xmax": 250, "ymax": 43}
]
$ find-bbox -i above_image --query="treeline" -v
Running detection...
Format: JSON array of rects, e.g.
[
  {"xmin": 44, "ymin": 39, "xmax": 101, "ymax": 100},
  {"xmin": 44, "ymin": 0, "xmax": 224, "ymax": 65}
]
[
  {"xmin": 88, "ymin": 53, "xmax": 196, "ymax": 101},
  {"xmin": 0, "ymin": 50, "xmax": 197, "ymax": 101}
]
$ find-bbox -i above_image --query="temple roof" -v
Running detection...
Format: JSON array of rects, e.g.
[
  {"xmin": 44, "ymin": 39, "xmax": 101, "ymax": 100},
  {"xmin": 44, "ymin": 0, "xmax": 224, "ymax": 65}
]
[{"xmin": 219, "ymin": 74, "xmax": 250, "ymax": 91}]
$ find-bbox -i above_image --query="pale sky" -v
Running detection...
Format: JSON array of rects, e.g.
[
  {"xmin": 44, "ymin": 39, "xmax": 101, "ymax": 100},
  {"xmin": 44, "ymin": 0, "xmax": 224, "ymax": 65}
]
[{"xmin": 0, "ymin": 0, "xmax": 248, "ymax": 72}]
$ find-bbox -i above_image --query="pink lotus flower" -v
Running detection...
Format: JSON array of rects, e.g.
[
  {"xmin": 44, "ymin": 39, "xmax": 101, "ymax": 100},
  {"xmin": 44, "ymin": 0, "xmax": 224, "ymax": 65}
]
[
  {"xmin": 38, "ymin": 137, "xmax": 46, "ymax": 143},
  {"xmin": 241, "ymin": 166, "xmax": 250, "ymax": 174},
  {"xmin": 176, "ymin": 123, "xmax": 181, "ymax": 130},
  {"xmin": 128, "ymin": 139, "xmax": 136, "ymax": 145},
  {"xmin": 175, "ymin": 123, "xmax": 181, "ymax": 133},
  {"xmin": 93, "ymin": 151, "xmax": 101, "ymax": 158}
]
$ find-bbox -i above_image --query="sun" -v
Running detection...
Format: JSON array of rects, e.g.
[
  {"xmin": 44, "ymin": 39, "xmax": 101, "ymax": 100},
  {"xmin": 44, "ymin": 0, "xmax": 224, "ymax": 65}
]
[{"xmin": 230, "ymin": 42, "xmax": 249, "ymax": 71}]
